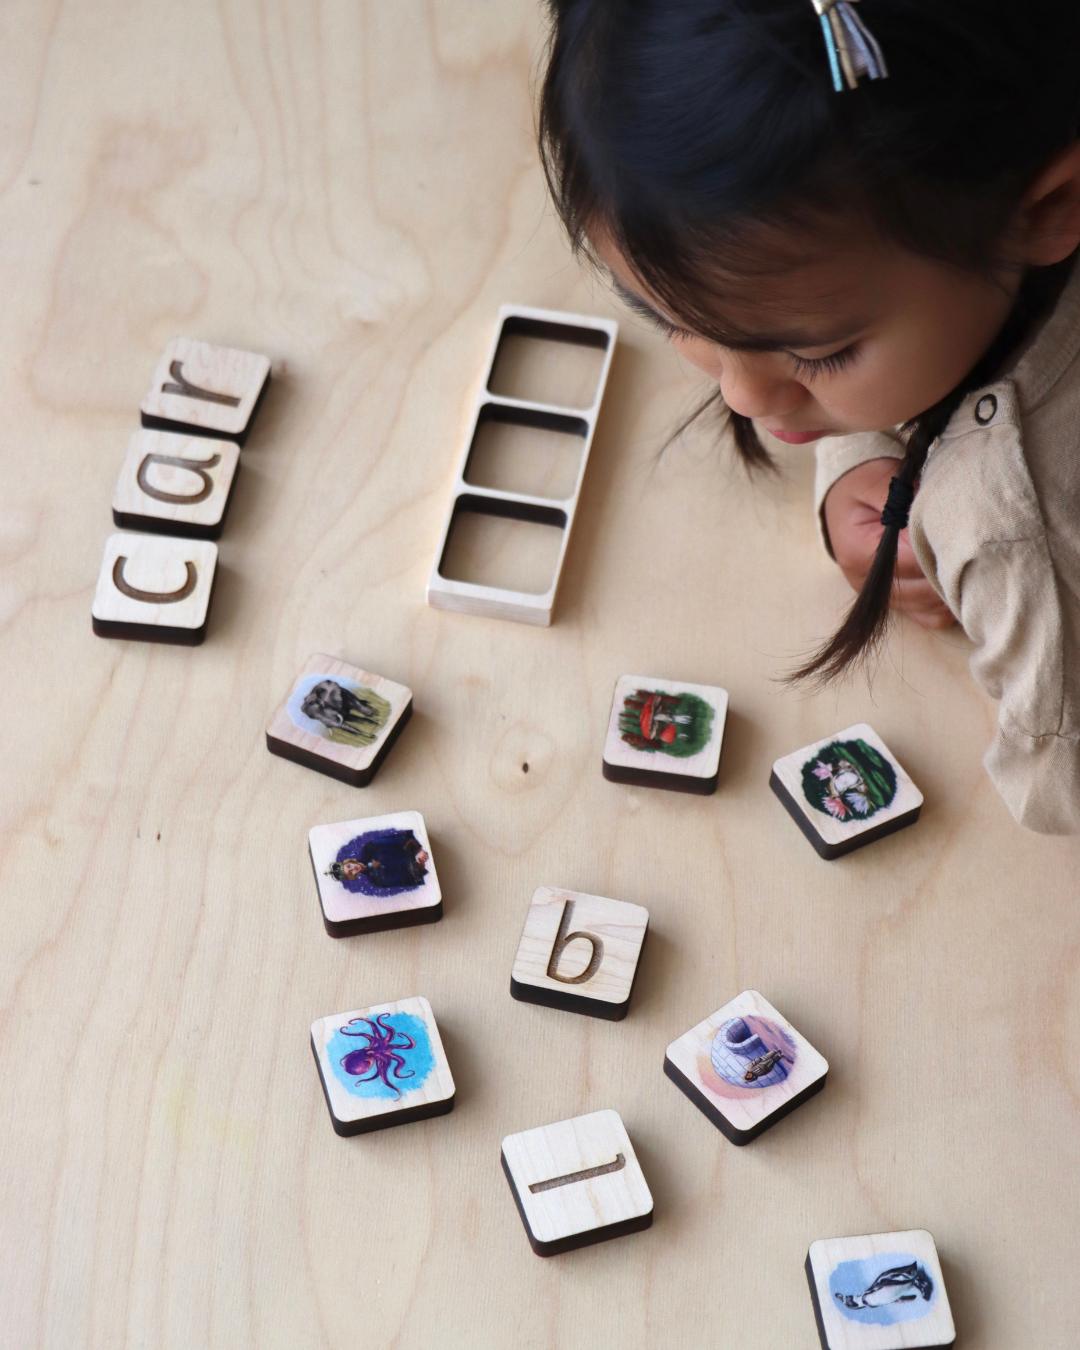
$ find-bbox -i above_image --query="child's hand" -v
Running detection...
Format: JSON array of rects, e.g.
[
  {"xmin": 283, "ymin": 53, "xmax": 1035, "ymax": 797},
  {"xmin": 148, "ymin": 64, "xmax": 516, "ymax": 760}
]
[{"xmin": 822, "ymin": 458, "xmax": 956, "ymax": 630}]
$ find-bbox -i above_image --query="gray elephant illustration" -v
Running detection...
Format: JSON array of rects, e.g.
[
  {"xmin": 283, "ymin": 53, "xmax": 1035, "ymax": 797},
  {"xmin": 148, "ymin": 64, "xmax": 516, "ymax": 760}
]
[{"xmin": 302, "ymin": 680, "xmax": 380, "ymax": 730}]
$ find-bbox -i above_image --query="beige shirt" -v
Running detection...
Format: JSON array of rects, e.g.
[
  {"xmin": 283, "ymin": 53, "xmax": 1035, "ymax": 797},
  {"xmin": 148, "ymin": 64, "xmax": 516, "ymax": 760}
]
[{"xmin": 814, "ymin": 255, "xmax": 1080, "ymax": 834}]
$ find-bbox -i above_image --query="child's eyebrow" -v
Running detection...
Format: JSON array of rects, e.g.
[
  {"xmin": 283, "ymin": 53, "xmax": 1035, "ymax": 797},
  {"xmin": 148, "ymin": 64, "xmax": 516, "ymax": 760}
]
[{"xmin": 609, "ymin": 277, "xmax": 867, "ymax": 352}]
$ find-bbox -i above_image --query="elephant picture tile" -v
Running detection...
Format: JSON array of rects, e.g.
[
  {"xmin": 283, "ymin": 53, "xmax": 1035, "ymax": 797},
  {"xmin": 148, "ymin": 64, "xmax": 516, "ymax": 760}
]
[{"xmin": 266, "ymin": 653, "xmax": 412, "ymax": 785}]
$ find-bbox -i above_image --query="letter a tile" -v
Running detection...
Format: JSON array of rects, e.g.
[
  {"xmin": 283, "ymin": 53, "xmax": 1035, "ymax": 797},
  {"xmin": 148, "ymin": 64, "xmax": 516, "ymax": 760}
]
[
  {"xmin": 510, "ymin": 886, "xmax": 649, "ymax": 1020},
  {"xmin": 113, "ymin": 429, "xmax": 240, "ymax": 540},
  {"xmin": 501, "ymin": 1109, "xmax": 653, "ymax": 1256}
]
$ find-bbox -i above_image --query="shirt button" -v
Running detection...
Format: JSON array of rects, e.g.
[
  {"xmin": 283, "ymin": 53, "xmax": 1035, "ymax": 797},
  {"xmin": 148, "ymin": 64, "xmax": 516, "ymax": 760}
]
[{"xmin": 975, "ymin": 394, "xmax": 997, "ymax": 425}]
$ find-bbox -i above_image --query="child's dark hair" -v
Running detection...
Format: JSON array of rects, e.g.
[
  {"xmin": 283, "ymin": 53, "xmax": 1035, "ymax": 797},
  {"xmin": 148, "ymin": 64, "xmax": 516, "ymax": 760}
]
[{"xmin": 537, "ymin": 0, "xmax": 1080, "ymax": 681}]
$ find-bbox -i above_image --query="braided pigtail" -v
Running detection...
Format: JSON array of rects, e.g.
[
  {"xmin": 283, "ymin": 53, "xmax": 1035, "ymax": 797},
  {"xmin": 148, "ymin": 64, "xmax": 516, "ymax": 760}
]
[{"xmin": 786, "ymin": 393, "xmax": 958, "ymax": 685}]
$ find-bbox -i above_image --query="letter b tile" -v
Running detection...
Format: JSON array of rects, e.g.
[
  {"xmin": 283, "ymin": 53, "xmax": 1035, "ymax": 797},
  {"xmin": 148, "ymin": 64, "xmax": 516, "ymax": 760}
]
[{"xmin": 510, "ymin": 886, "xmax": 649, "ymax": 1020}]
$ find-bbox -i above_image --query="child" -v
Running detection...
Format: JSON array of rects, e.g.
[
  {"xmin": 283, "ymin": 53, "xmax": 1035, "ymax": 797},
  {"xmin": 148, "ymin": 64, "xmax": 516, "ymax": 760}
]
[{"xmin": 536, "ymin": 0, "xmax": 1080, "ymax": 832}]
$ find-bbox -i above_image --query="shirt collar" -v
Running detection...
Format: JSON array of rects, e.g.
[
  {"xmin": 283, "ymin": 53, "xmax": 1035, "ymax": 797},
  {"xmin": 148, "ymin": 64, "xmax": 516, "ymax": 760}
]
[{"xmin": 1008, "ymin": 251, "xmax": 1080, "ymax": 410}]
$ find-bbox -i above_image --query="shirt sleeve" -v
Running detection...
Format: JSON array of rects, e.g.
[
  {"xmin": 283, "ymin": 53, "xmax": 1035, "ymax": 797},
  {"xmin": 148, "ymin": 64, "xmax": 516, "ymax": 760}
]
[
  {"xmin": 813, "ymin": 431, "xmax": 905, "ymax": 558},
  {"xmin": 933, "ymin": 534, "xmax": 1080, "ymax": 834},
  {"xmin": 908, "ymin": 383, "xmax": 1080, "ymax": 835}
]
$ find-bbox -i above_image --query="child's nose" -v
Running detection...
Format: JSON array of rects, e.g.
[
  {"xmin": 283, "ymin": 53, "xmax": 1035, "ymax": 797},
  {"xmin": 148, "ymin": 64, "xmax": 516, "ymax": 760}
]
[
  {"xmin": 675, "ymin": 338, "xmax": 803, "ymax": 420},
  {"xmin": 719, "ymin": 363, "xmax": 803, "ymax": 422}
]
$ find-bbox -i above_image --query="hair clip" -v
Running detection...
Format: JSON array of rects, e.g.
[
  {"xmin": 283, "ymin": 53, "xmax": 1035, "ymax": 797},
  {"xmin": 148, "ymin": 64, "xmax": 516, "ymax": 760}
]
[{"xmin": 812, "ymin": 0, "xmax": 889, "ymax": 93}]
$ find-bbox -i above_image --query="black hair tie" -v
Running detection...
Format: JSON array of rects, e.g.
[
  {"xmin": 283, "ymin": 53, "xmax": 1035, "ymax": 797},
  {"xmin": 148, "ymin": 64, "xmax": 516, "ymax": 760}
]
[{"xmin": 880, "ymin": 476, "xmax": 915, "ymax": 530}]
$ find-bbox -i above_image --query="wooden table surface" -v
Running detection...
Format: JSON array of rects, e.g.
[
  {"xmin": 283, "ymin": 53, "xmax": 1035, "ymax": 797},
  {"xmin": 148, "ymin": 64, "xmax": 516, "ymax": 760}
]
[{"xmin": 4, "ymin": 5, "xmax": 1078, "ymax": 1347}]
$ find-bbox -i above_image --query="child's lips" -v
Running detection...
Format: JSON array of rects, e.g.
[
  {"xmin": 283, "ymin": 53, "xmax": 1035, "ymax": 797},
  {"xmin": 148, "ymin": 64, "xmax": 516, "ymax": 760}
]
[{"xmin": 765, "ymin": 426, "xmax": 830, "ymax": 444}]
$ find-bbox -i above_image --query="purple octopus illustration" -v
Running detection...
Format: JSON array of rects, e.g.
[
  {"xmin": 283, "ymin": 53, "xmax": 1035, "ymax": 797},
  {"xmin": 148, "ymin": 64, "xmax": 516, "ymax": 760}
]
[
  {"xmin": 834, "ymin": 1261, "xmax": 934, "ymax": 1312},
  {"xmin": 709, "ymin": 1014, "xmax": 797, "ymax": 1090},
  {"xmin": 338, "ymin": 1014, "xmax": 417, "ymax": 1099}
]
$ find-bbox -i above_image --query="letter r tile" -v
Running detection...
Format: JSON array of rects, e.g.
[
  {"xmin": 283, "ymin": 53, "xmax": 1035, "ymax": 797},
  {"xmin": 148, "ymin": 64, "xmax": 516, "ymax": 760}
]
[
  {"xmin": 140, "ymin": 338, "xmax": 270, "ymax": 445},
  {"xmin": 510, "ymin": 886, "xmax": 649, "ymax": 1020},
  {"xmin": 501, "ymin": 1109, "xmax": 653, "ymax": 1256}
]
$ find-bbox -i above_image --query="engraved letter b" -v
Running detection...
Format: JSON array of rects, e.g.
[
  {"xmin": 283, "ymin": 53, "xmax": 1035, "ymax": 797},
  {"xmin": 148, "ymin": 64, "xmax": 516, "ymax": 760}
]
[{"xmin": 547, "ymin": 900, "xmax": 603, "ymax": 984}]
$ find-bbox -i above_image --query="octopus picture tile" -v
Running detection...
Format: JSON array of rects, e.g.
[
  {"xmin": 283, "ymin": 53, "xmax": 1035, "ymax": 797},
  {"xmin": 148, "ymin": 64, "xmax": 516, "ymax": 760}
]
[
  {"xmin": 806, "ymin": 1229, "xmax": 956, "ymax": 1349},
  {"xmin": 664, "ymin": 990, "xmax": 828, "ymax": 1144},
  {"xmin": 501, "ymin": 1109, "xmax": 653, "ymax": 1256},
  {"xmin": 309, "ymin": 811, "xmax": 442, "ymax": 937},
  {"xmin": 602, "ymin": 674, "xmax": 728, "ymax": 793},
  {"xmin": 770, "ymin": 722, "xmax": 923, "ymax": 858},
  {"xmin": 311, "ymin": 996, "xmax": 455, "ymax": 1136},
  {"xmin": 266, "ymin": 653, "xmax": 413, "ymax": 786}
]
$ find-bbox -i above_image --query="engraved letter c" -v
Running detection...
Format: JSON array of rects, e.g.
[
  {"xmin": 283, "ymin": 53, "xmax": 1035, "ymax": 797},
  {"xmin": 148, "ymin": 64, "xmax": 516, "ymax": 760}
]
[{"xmin": 112, "ymin": 555, "xmax": 197, "ymax": 604}]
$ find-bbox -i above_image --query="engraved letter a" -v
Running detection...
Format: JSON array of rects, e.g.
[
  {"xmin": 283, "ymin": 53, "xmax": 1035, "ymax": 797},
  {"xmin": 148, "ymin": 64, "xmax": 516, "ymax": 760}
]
[
  {"xmin": 137, "ymin": 451, "xmax": 221, "ymax": 505},
  {"xmin": 547, "ymin": 900, "xmax": 603, "ymax": 985}
]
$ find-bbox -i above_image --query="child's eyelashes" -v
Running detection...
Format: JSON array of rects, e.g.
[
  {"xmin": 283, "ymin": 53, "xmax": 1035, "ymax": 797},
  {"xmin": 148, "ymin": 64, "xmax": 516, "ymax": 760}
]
[
  {"xmin": 612, "ymin": 283, "xmax": 861, "ymax": 378},
  {"xmin": 787, "ymin": 344, "xmax": 859, "ymax": 381},
  {"xmin": 620, "ymin": 291, "xmax": 693, "ymax": 339},
  {"xmin": 652, "ymin": 315, "xmax": 694, "ymax": 340}
]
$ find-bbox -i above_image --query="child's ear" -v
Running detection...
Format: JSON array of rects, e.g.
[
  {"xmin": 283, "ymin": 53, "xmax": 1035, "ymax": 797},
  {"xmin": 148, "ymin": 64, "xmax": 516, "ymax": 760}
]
[{"xmin": 1016, "ymin": 140, "xmax": 1080, "ymax": 266}]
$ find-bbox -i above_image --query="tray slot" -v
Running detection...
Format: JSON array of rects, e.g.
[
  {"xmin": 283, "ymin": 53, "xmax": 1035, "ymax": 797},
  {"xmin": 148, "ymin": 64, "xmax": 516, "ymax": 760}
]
[
  {"xmin": 437, "ymin": 494, "xmax": 567, "ymax": 597},
  {"xmin": 487, "ymin": 314, "xmax": 611, "ymax": 410},
  {"xmin": 463, "ymin": 403, "xmax": 588, "ymax": 502}
]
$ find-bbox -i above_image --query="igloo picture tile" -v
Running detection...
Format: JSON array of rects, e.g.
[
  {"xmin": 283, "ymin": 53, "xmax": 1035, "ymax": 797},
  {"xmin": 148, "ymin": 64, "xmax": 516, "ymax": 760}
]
[{"xmin": 664, "ymin": 989, "xmax": 828, "ymax": 1144}]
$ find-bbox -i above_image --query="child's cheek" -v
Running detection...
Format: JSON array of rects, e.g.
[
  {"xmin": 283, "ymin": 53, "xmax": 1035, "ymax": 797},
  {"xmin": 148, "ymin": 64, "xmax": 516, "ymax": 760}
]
[{"xmin": 815, "ymin": 348, "xmax": 928, "ymax": 433}]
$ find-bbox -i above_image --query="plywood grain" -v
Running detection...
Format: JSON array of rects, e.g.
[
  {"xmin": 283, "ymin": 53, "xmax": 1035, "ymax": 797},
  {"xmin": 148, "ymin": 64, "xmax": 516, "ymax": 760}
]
[{"xmin": 2, "ymin": 3, "xmax": 1079, "ymax": 1348}]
